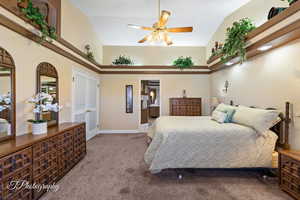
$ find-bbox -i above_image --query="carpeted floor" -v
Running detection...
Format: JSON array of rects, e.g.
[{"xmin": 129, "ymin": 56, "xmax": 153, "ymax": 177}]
[{"xmin": 42, "ymin": 134, "xmax": 292, "ymax": 200}]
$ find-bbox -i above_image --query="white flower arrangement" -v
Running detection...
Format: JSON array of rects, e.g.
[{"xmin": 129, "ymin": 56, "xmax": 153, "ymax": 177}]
[
  {"xmin": 28, "ymin": 92, "xmax": 62, "ymax": 124},
  {"xmin": 0, "ymin": 93, "xmax": 11, "ymax": 112}
]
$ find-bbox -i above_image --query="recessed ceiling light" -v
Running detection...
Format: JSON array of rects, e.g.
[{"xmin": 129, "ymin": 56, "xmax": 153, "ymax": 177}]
[
  {"xmin": 258, "ymin": 45, "xmax": 272, "ymax": 51},
  {"xmin": 225, "ymin": 61, "xmax": 234, "ymax": 66}
]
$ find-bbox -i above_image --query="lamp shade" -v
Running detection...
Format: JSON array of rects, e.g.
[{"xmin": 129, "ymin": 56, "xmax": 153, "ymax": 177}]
[{"xmin": 211, "ymin": 97, "xmax": 219, "ymax": 107}]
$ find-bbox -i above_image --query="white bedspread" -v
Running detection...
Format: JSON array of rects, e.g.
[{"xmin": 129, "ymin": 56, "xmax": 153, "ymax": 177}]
[{"xmin": 145, "ymin": 116, "xmax": 278, "ymax": 173}]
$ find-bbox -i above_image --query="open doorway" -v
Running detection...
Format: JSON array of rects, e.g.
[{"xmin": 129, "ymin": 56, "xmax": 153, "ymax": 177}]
[{"xmin": 140, "ymin": 80, "xmax": 160, "ymax": 126}]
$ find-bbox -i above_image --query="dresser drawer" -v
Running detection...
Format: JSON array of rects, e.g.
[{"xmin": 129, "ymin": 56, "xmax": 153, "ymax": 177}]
[
  {"xmin": 56, "ymin": 130, "xmax": 74, "ymax": 177},
  {"xmin": 33, "ymin": 137, "xmax": 58, "ymax": 179},
  {"xmin": 1, "ymin": 165, "xmax": 32, "ymax": 200},
  {"xmin": 73, "ymin": 125, "xmax": 86, "ymax": 165},
  {"xmin": 281, "ymin": 154, "xmax": 300, "ymax": 178},
  {"xmin": 280, "ymin": 154, "xmax": 300, "ymax": 200},
  {"xmin": 0, "ymin": 147, "xmax": 32, "ymax": 180},
  {"xmin": 33, "ymin": 165, "xmax": 59, "ymax": 200}
]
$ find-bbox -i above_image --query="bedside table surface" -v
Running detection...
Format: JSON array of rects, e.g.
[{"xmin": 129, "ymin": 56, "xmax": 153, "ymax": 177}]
[{"xmin": 279, "ymin": 149, "xmax": 300, "ymax": 161}]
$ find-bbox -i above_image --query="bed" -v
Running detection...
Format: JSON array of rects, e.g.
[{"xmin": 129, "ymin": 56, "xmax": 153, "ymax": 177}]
[{"xmin": 144, "ymin": 102, "xmax": 291, "ymax": 174}]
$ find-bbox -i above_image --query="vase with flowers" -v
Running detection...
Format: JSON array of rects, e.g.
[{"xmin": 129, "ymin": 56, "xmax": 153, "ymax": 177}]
[
  {"xmin": 0, "ymin": 93, "xmax": 11, "ymax": 112},
  {"xmin": 28, "ymin": 92, "xmax": 62, "ymax": 135}
]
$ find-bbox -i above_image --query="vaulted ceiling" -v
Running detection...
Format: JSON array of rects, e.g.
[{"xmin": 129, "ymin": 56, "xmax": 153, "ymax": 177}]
[{"xmin": 70, "ymin": 0, "xmax": 251, "ymax": 46}]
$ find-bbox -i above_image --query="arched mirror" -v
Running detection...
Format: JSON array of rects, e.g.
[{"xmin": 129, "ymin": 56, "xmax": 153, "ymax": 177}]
[
  {"xmin": 36, "ymin": 62, "xmax": 58, "ymax": 127},
  {"xmin": 0, "ymin": 47, "xmax": 16, "ymax": 142}
]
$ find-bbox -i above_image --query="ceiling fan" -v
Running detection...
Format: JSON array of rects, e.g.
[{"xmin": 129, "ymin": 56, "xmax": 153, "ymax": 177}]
[{"xmin": 128, "ymin": 0, "xmax": 193, "ymax": 46}]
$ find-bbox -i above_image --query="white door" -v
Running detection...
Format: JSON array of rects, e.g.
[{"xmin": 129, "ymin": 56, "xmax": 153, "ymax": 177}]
[{"xmin": 72, "ymin": 70, "xmax": 99, "ymax": 140}]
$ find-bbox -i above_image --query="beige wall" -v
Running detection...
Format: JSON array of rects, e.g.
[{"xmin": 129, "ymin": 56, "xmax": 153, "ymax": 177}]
[
  {"xmin": 210, "ymin": 40, "xmax": 300, "ymax": 149},
  {"xmin": 100, "ymin": 74, "xmax": 211, "ymax": 130},
  {"xmin": 206, "ymin": 0, "xmax": 288, "ymax": 59},
  {"xmin": 103, "ymin": 46, "xmax": 206, "ymax": 65},
  {"xmin": 61, "ymin": 0, "xmax": 103, "ymax": 63},
  {"xmin": 0, "ymin": 0, "xmax": 101, "ymax": 135}
]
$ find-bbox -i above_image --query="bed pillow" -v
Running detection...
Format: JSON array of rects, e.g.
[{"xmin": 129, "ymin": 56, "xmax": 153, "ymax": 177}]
[
  {"xmin": 215, "ymin": 103, "xmax": 237, "ymax": 123},
  {"xmin": 232, "ymin": 106, "xmax": 279, "ymax": 134},
  {"xmin": 212, "ymin": 110, "xmax": 228, "ymax": 123}
]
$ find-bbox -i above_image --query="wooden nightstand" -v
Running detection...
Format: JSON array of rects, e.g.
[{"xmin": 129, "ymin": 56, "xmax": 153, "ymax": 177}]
[{"xmin": 279, "ymin": 150, "xmax": 300, "ymax": 200}]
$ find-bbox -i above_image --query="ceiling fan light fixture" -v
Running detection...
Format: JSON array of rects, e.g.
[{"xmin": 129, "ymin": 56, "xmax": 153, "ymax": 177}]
[
  {"xmin": 161, "ymin": 10, "xmax": 170, "ymax": 19},
  {"xmin": 129, "ymin": 0, "xmax": 193, "ymax": 46}
]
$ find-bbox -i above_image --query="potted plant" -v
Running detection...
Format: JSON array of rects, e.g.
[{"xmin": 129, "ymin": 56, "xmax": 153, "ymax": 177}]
[
  {"xmin": 28, "ymin": 93, "xmax": 62, "ymax": 135},
  {"xmin": 17, "ymin": 0, "xmax": 57, "ymax": 42},
  {"xmin": 173, "ymin": 56, "xmax": 194, "ymax": 70},
  {"xmin": 112, "ymin": 55, "xmax": 134, "ymax": 65},
  {"xmin": 221, "ymin": 18, "xmax": 256, "ymax": 64},
  {"xmin": 85, "ymin": 45, "xmax": 95, "ymax": 61}
]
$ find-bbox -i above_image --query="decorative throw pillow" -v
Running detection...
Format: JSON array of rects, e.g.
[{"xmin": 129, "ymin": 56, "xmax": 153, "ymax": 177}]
[
  {"xmin": 215, "ymin": 103, "xmax": 237, "ymax": 123},
  {"xmin": 212, "ymin": 110, "xmax": 228, "ymax": 123},
  {"xmin": 232, "ymin": 106, "xmax": 279, "ymax": 134}
]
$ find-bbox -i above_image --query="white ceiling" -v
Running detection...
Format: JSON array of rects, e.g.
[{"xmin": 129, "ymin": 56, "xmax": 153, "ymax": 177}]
[{"xmin": 70, "ymin": 0, "xmax": 251, "ymax": 46}]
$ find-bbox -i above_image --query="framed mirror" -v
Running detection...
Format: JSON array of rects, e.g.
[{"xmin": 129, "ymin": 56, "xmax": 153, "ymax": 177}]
[
  {"xmin": 36, "ymin": 62, "xmax": 58, "ymax": 127},
  {"xmin": 126, "ymin": 85, "xmax": 133, "ymax": 113},
  {"xmin": 0, "ymin": 47, "xmax": 16, "ymax": 142}
]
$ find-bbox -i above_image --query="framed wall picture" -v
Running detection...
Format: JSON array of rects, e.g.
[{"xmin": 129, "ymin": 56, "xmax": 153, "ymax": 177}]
[{"xmin": 126, "ymin": 85, "xmax": 133, "ymax": 113}]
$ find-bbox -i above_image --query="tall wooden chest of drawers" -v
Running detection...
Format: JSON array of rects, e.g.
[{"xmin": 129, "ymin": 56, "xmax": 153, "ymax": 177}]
[
  {"xmin": 169, "ymin": 98, "xmax": 202, "ymax": 116},
  {"xmin": 279, "ymin": 150, "xmax": 300, "ymax": 200},
  {"xmin": 0, "ymin": 123, "xmax": 86, "ymax": 200}
]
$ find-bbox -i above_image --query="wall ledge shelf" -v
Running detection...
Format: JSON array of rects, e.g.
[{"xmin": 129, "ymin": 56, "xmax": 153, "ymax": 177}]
[
  {"xmin": 207, "ymin": 1, "xmax": 300, "ymax": 72},
  {"xmin": 101, "ymin": 65, "xmax": 209, "ymax": 69}
]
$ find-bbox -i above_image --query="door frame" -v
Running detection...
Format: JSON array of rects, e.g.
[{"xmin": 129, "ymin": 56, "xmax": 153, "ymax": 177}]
[
  {"xmin": 71, "ymin": 68, "xmax": 100, "ymax": 140},
  {"xmin": 138, "ymin": 78, "xmax": 162, "ymax": 131}
]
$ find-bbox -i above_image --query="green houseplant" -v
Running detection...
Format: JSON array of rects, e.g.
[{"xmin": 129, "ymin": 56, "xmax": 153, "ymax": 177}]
[
  {"xmin": 221, "ymin": 18, "xmax": 256, "ymax": 64},
  {"xmin": 85, "ymin": 45, "xmax": 95, "ymax": 61},
  {"xmin": 17, "ymin": 0, "xmax": 57, "ymax": 42},
  {"xmin": 112, "ymin": 55, "xmax": 134, "ymax": 65},
  {"xmin": 173, "ymin": 56, "xmax": 194, "ymax": 70}
]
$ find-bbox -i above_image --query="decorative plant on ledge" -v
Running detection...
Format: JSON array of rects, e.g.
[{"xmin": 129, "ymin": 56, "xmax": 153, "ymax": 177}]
[
  {"xmin": 209, "ymin": 41, "xmax": 223, "ymax": 61},
  {"xmin": 17, "ymin": 0, "xmax": 57, "ymax": 42},
  {"xmin": 221, "ymin": 18, "xmax": 256, "ymax": 64},
  {"xmin": 28, "ymin": 93, "xmax": 62, "ymax": 135},
  {"xmin": 112, "ymin": 55, "xmax": 134, "ymax": 65},
  {"xmin": 173, "ymin": 56, "xmax": 194, "ymax": 70},
  {"xmin": 85, "ymin": 45, "xmax": 95, "ymax": 61}
]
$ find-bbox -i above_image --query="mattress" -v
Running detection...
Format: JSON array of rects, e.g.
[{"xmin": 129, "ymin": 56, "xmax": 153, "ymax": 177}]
[{"xmin": 145, "ymin": 116, "xmax": 278, "ymax": 173}]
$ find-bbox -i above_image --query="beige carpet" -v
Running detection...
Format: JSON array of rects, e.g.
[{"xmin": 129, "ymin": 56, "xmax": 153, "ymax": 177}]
[{"xmin": 42, "ymin": 134, "xmax": 292, "ymax": 200}]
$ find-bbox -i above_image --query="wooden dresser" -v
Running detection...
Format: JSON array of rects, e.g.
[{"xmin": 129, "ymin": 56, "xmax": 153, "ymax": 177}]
[
  {"xmin": 169, "ymin": 98, "xmax": 202, "ymax": 116},
  {"xmin": 279, "ymin": 150, "xmax": 300, "ymax": 200},
  {"xmin": 0, "ymin": 122, "xmax": 86, "ymax": 200}
]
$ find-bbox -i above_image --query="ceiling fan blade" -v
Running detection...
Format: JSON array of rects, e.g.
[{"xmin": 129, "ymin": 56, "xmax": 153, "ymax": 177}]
[
  {"xmin": 138, "ymin": 35, "xmax": 152, "ymax": 43},
  {"xmin": 159, "ymin": 10, "xmax": 171, "ymax": 27},
  {"xmin": 128, "ymin": 24, "xmax": 154, "ymax": 31},
  {"xmin": 166, "ymin": 27, "xmax": 193, "ymax": 33}
]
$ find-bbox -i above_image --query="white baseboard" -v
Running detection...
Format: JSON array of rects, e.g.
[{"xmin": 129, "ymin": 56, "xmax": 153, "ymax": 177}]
[
  {"xmin": 86, "ymin": 131, "xmax": 98, "ymax": 141},
  {"xmin": 98, "ymin": 130, "xmax": 142, "ymax": 134}
]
